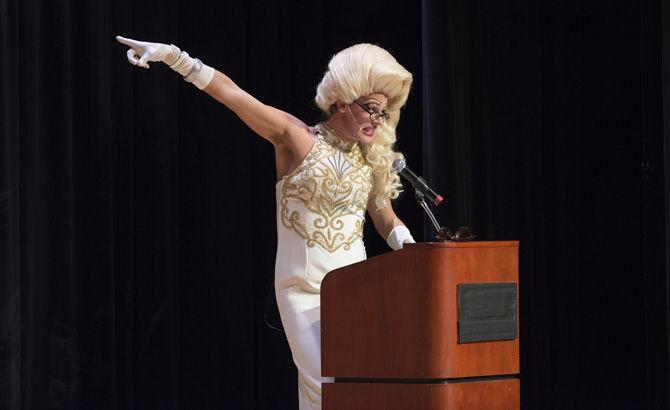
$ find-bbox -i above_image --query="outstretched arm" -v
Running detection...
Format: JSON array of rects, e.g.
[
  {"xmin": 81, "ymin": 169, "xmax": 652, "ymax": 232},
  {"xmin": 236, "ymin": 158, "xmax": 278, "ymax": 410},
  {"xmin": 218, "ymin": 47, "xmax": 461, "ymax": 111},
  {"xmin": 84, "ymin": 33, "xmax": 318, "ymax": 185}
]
[
  {"xmin": 202, "ymin": 70, "xmax": 303, "ymax": 145},
  {"xmin": 367, "ymin": 197, "xmax": 415, "ymax": 250},
  {"xmin": 115, "ymin": 36, "xmax": 310, "ymax": 149}
]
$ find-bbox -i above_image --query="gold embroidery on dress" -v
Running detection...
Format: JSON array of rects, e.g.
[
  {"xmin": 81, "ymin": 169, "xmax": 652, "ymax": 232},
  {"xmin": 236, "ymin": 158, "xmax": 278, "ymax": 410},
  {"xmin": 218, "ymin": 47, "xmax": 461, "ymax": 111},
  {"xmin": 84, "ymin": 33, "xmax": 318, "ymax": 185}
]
[{"xmin": 279, "ymin": 123, "xmax": 373, "ymax": 252}]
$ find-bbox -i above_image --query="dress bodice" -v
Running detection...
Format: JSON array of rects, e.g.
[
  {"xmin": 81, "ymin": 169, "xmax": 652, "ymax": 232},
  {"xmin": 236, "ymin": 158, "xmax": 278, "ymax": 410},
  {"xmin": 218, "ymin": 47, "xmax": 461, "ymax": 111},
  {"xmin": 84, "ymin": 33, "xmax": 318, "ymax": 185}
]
[{"xmin": 275, "ymin": 123, "xmax": 373, "ymax": 253}]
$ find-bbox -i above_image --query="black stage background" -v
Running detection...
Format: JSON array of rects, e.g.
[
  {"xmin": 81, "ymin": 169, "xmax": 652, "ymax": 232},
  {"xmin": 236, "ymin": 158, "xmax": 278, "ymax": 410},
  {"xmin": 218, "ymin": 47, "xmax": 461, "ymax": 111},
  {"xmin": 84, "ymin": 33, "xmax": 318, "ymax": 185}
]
[{"xmin": 1, "ymin": 0, "xmax": 668, "ymax": 409}]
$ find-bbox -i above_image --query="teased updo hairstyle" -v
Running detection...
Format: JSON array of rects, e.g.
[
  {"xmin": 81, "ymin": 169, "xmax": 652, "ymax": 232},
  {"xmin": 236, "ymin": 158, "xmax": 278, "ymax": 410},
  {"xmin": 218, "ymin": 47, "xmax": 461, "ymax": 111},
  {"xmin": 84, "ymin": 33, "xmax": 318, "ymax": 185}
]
[{"xmin": 315, "ymin": 43, "xmax": 413, "ymax": 211}]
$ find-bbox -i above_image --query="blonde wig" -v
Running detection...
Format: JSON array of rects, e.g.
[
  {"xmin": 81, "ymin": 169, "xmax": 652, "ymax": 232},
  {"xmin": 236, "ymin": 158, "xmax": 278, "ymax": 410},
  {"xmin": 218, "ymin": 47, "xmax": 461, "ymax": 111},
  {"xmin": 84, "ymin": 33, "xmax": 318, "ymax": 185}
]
[{"xmin": 315, "ymin": 43, "xmax": 413, "ymax": 211}]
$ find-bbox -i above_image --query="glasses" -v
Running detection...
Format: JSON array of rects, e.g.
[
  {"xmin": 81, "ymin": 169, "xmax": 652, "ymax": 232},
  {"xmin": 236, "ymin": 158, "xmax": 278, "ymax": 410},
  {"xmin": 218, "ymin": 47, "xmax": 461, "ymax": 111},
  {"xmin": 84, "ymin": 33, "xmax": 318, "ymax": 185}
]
[
  {"xmin": 354, "ymin": 101, "xmax": 391, "ymax": 122},
  {"xmin": 436, "ymin": 225, "xmax": 476, "ymax": 242}
]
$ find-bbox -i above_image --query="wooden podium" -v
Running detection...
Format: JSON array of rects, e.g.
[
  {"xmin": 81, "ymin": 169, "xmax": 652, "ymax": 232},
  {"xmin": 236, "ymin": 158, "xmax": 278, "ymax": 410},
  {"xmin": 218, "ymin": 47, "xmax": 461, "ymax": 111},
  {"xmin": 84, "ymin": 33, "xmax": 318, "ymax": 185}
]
[{"xmin": 321, "ymin": 241, "xmax": 520, "ymax": 410}]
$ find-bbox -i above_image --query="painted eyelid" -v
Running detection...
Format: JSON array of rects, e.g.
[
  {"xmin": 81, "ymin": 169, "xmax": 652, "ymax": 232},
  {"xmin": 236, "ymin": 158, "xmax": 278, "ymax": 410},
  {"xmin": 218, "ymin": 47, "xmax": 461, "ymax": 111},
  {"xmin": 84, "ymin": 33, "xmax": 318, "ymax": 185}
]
[
  {"xmin": 359, "ymin": 102, "xmax": 388, "ymax": 117},
  {"xmin": 362, "ymin": 104, "xmax": 384, "ymax": 113}
]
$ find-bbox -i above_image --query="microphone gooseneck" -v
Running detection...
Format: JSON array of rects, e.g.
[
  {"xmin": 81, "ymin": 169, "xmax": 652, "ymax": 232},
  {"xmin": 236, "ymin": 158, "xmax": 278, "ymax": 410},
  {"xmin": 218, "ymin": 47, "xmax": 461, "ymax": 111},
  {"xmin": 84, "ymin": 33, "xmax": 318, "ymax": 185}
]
[
  {"xmin": 392, "ymin": 159, "xmax": 476, "ymax": 242},
  {"xmin": 392, "ymin": 159, "xmax": 443, "ymax": 206}
]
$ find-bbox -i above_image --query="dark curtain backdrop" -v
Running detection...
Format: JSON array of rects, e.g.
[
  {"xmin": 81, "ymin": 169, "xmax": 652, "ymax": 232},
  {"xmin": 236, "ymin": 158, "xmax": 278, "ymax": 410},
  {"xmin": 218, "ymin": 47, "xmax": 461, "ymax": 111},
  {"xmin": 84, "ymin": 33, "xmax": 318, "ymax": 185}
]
[
  {"xmin": 423, "ymin": 0, "xmax": 668, "ymax": 409},
  {"xmin": 1, "ymin": 0, "xmax": 667, "ymax": 409}
]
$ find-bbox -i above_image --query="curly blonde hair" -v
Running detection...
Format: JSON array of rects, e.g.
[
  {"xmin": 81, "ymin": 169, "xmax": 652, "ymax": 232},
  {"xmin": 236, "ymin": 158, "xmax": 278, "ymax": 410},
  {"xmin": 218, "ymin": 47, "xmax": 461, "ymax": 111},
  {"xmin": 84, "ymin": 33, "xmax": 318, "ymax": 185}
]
[{"xmin": 315, "ymin": 43, "xmax": 413, "ymax": 211}]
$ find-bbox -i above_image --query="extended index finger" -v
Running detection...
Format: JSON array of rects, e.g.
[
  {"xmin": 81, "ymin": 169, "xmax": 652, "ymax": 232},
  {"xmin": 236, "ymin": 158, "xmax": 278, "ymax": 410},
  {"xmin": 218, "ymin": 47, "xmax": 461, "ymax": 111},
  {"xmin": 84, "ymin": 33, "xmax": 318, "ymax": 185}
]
[{"xmin": 116, "ymin": 36, "xmax": 143, "ymax": 49}]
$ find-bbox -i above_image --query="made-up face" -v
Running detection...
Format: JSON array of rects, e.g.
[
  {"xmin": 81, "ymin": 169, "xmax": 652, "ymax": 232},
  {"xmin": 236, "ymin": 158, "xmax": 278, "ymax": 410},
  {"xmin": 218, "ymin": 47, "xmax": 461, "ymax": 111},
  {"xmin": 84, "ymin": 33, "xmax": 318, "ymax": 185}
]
[{"xmin": 337, "ymin": 93, "xmax": 389, "ymax": 144}]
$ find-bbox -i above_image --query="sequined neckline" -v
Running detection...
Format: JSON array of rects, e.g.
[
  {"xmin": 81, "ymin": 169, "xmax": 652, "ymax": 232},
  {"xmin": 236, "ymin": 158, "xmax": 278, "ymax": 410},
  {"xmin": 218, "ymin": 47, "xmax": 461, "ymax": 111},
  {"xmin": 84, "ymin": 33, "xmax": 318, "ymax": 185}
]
[{"xmin": 315, "ymin": 123, "xmax": 358, "ymax": 152}]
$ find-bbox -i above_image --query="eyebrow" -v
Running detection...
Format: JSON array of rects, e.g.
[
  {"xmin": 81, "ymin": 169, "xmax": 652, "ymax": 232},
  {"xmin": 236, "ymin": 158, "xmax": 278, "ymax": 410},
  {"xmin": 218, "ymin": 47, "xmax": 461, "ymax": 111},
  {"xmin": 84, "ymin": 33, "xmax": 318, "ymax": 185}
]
[{"xmin": 362, "ymin": 98, "xmax": 386, "ymax": 108}]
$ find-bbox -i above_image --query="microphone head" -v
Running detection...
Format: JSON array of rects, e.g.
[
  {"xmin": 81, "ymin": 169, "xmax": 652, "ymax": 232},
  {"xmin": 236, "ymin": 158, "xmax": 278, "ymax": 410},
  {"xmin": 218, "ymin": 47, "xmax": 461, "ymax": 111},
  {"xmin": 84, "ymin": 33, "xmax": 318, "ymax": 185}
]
[{"xmin": 392, "ymin": 158, "xmax": 406, "ymax": 173}]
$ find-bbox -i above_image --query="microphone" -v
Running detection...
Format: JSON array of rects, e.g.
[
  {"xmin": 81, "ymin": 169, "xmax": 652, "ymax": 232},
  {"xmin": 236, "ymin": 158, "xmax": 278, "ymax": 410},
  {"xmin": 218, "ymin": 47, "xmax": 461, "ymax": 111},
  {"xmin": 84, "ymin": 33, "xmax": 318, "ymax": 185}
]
[{"xmin": 392, "ymin": 159, "xmax": 443, "ymax": 206}]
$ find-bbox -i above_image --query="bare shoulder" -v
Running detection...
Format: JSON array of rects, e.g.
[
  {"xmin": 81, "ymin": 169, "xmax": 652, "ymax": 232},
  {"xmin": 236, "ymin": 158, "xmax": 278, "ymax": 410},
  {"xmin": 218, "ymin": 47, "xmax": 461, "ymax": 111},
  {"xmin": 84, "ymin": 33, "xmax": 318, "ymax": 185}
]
[{"xmin": 273, "ymin": 113, "xmax": 317, "ymax": 180}]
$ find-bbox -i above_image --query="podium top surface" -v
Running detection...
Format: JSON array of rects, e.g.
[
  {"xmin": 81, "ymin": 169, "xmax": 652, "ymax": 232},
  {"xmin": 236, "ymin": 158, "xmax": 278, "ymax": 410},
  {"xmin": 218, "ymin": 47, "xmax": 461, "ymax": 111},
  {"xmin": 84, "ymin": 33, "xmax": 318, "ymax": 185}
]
[{"xmin": 404, "ymin": 241, "xmax": 518, "ymax": 249}]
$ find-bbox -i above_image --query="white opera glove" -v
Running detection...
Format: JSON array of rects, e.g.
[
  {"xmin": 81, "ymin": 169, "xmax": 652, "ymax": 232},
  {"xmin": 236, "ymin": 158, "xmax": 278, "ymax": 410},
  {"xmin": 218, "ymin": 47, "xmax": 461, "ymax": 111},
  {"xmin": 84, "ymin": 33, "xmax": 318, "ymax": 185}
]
[
  {"xmin": 115, "ymin": 35, "xmax": 214, "ymax": 90},
  {"xmin": 386, "ymin": 225, "xmax": 415, "ymax": 250}
]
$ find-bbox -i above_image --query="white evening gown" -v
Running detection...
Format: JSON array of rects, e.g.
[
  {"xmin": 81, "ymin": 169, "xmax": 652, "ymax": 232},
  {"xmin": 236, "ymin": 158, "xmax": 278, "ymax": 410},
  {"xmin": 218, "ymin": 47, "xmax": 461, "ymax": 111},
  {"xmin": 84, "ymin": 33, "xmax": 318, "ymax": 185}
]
[{"xmin": 275, "ymin": 123, "xmax": 373, "ymax": 410}]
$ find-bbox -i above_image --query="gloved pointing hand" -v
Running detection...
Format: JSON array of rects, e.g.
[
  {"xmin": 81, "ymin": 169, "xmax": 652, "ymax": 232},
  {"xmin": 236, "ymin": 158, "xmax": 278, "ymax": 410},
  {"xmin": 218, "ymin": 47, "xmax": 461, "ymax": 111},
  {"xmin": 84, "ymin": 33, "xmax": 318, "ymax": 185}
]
[
  {"xmin": 115, "ymin": 35, "xmax": 214, "ymax": 89},
  {"xmin": 116, "ymin": 36, "xmax": 178, "ymax": 69}
]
